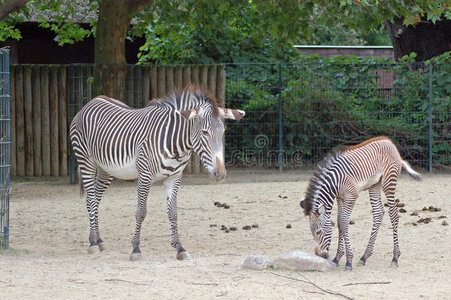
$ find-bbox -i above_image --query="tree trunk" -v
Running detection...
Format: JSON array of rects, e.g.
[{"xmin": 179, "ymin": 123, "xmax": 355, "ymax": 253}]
[
  {"xmin": 386, "ymin": 17, "xmax": 451, "ymax": 61},
  {"xmin": 0, "ymin": 0, "xmax": 31, "ymax": 20},
  {"xmin": 93, "ymin": 0, "xmax": 152, "ymax": 100}
]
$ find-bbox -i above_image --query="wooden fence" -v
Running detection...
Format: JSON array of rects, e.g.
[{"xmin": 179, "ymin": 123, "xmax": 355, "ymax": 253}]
[{"xmin": 10, "ymin": 64, "xmax": 226, "ymax": 177}]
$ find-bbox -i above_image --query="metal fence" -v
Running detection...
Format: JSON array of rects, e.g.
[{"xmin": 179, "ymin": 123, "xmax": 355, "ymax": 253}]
[
  {"xmin": 66, "ymin": 62, "xmax": 450, "ymax": 177},
  {"xmin": 224, "ymin": 62, "xmax": 450, "ymax": 172},
  {"xmin": 0, "ymin": 49, "xmax": 10, "ymax": 249}
]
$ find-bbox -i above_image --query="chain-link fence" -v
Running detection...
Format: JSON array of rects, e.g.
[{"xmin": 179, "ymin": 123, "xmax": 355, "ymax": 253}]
[
  {"xmin": 66, "ymin": 62, "xmax": 450, "ymax": 177},
  {"xmin": 225, "ymin": 62, "xmax": 450, "ymax": 172},
  {"xmin": 0, "ymin": 49, "xmax": 10, "ymax": 249}
]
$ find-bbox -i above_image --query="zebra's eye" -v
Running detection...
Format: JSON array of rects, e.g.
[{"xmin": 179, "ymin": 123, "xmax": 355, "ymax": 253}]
[
  {"xmin": 316, "ymin": 229, "xmax": 322, "ymax": 235},
  {"xmin": 201, "ymin": 130, "xmax": 210, "ymax": 136}
]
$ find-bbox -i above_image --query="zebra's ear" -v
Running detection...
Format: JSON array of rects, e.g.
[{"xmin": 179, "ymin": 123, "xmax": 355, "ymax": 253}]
[
  {"xmin": 300, "ymin": 197, "xmax": 305, "ymax": 208},
  {"xmin": 218, "ymin": 108, "xmax": 245, "ymax": 120},
  {"xmin": 180, "ymin": 107, "xmax": 203, "ymax": 120}
]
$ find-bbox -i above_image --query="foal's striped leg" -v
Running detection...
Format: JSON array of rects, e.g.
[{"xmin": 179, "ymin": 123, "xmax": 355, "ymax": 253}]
[
  {"xmin": 382, "ymin": 166, "xmax": 401, "ymax": 267},
  {"xmin": 359, "ymin": 183, "xmax": 384, "ymax": 265}
]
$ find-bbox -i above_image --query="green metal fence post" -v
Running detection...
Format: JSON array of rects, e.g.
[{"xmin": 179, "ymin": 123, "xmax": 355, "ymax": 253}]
[
  {"xmin": 428, "ymin": 63, "xmax": 433, "ymax": 173},
  {"xmin": 278, "ymin": 63, "xmax": 283, "ymax": 171}
]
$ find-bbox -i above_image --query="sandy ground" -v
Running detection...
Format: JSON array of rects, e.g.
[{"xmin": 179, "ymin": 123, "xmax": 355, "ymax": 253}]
[{"xmin": 1, "ymin": 170, "xmax": 450, "ymax": 300}]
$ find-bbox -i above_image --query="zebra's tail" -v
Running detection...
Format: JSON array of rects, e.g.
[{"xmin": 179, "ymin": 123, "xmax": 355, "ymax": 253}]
[{"xmin": 401, "ymin": 160, "xmax": 422, "ymax": 181}]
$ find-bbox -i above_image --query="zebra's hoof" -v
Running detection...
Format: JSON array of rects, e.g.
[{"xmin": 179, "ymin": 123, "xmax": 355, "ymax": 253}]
[
  {"xmin": 98, "ymin": 242, "xmax": 106, "ymax": 252},
  {"xmin": 345, "ymin": 262, "xmax": 352, "ymax": 271},
  {"xmin": 357, "ymin": 260, "xmax": 366, "ymax": 266},
  {"xmin": 130, "ymin": 252, "xmax": 142, "ymax": 261},
  {"xmin": 391, "ymin": 260, "xmax": 398, "ymax": 268},
  {"xmin": 177, "ymin": 251, "xmax": 191, "ymax": 261},
  {"xmin": 87, "ymin": 245, "xmax": 100, "ymax": 254}
]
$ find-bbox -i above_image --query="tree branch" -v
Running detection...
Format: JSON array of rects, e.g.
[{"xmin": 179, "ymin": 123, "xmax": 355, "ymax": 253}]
[
  {"xmin": 0, "ymin": 0, "xmax": 31, "ymax": 20},
  {"xmin": 127, "ymin": 0, "xmax": 154, "ymax": 14}
]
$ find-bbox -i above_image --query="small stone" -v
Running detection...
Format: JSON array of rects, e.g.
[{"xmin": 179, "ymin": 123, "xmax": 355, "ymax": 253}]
[
  {"xmin": 225, "ymin": 228, "xmax": 230, "ymax": 233},
  {"xmin": 331, "ymin": 221, "xmax": 335, "ymax": 227},
  {"xmin": 210, "ymin": 224, "xmax": 217, "ymax": 227},
  {"xmin": 442, "ymin": 220, "xmax": 448, "ymax": 226},
  {"xmin": 229, "ymin": 226, "xmax": 237, "ymax": 231},
  {"xmin": 384, "ymin": 203, "xmax": 389, "ymax": 207},
  {"xmin": 214, "ymin": 201, "xmax": 222, "ymax": 207},
  {"xmin": 242, "ymin": 225, "xmax": 252, "ymax": 230},
  {"xmin": 349, "ymin": 220, "xmax": 355, "ymax": 225},
  {"xmin": 252, "ymin": 224, "xmax": 259, "ymax": 228},
  {"xmin": 399, "ymin": 208, "xmax": 407, "ymax": 213},
  {"xmin": 438, "ymin": 216, "xmax": 447, "ymax": 219},
  {"xmin": 412, "ymin": 222, "xmax": 418, "ymax": 226},
  {"xmin": 395, "ymin": 199, "xmax": 400, "ymax": 203},
  {"xmin": 396, "ymin": 203, "xmax": 405, "ymax": 208},
  {"xmin": 223, "ymin": 204, "xmax": 230, "ymax": 209},
  {"xmin": 422, "ymin": 207, "xmax": 428, "ymax": 211},
  {"xmin": 221, "ymin": 225, "xmax": 228, "ymax": 231},
  {"xmin": 410, "ymin": 212, "xmax": 418, "ymax": 216},
  {"xmin": 286, "ymin": 224, "xmax": 292, "ymax": 229}
]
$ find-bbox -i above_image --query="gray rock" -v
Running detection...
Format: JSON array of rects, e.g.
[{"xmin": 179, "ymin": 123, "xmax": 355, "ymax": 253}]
[{"xmin": 240, "ymin": 250, "xmax": 336, "ymax": 272}]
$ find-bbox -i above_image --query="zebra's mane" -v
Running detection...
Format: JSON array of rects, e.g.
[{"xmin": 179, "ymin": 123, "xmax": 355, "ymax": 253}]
[
  {"xmin": 302, "ymin": 146, "xmax": 344, "ymax": 216},
  {"xmin": 147, "ymin": 85, "xmax": 219, "ymax": 117}
]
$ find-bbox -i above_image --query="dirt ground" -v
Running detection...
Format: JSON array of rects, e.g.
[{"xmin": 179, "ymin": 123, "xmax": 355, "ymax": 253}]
[{"xmin": 1, "ymin": 170, "xmax": 450, "ymax": 299}]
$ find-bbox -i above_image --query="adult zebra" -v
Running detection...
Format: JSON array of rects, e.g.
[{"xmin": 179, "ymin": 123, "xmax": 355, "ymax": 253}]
[
  {"xmin": 300, "ymin": 136, "xmax": 421, "ymax": 270},
  {"xmin": 70, "ymin": 86, "xmax": 244, "ymax": 261}
]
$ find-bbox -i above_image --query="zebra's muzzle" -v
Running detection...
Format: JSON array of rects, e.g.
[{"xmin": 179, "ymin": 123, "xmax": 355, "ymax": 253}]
[
  {"xmin": 210, "ymin": 157, "xmax": 226, "ymax": 182},
  {"xmin": 315, "ymin": 246, "xmax": 329, "ymax": 259}
]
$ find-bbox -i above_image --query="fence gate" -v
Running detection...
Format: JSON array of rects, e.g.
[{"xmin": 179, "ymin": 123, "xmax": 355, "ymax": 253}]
[{"xmin": 0, "ymin": 49, "xmax": 10, "ymax": 249}]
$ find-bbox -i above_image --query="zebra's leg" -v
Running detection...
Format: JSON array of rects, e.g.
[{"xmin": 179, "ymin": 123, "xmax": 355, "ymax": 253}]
[
  {"xmin": 78, "ymin": 160, "xmax": 101, "ymax": 254},
  {"xmin": 130, "ymin": 173, "xmax": 152, "ymax": 261},
  {"xmin": 163, "ymin": 174, "xmax": 191, "ymax": 260},
  {"xmin": 383, "ymin": 178, "xmax": 401, "ymax": 268},
  {"xmin": 93, "ymin": 170, "xmax": 113, "ymax": 251},
  {"xmin": 333, "ymin": 200, "xmax": 345, "ymax": 266},
  {"xmin": 340, "ymin": 195, "xmax": 357, "ymax": 271},
  {"xmin": 359, "ymin": 183, "xmax": 384, "ymax": 266}
]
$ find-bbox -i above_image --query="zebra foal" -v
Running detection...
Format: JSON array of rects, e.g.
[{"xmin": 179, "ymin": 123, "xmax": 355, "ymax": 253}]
[
  {"xmin": 70, "ymin": 86, "xmax": 244, "ymax": 261},
  {"xmin": 300, "ymin": 136, "xmax": 421, "ymax": 270}
]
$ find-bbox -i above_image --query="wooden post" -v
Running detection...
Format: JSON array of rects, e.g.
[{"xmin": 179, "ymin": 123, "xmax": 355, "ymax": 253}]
[
  {"xmin": 191, "ymin": 65, "xmax": 200, "ymax": 86},
  {"xmin": 134, "ymin": 65, "xmax": 143, "ymax": 108},
  {"xmin": 217, "ymin": 65, "xmax": 226, "ymax": 107},
  {"xmin": 166, "ymin": 66, "xmax": 174, "ymax": 95},
  {"xmin": 23, "ymin": 65, "xmax": 34, "ymax": 176},
  {"xmin": 58, "ymin": 66, "xmax": 68, "ymax": 176},
  {"xmin": 49, "ymin": 66, "xmax": 59, "ymax": 176},
  {"xmin": 142, "ymin": 67, "xmax": 150, "ymax": 106},
  {"xmin": 41, "ymin": 66, "xmax": 51, "ymax": 176},
  {"xmin": 14, "ymin": 65, "xmax": 25, "ymax": 176},
  {"xmin": 126, "ymin": 65, "xmax": 134, "ymax": 106},
  {"xmin": 150, "ymin": 66, "xmax": 157, "ymax": 100},
  {"xmin": 10, "ymin": 66, "xmax": 16, "ymax": 176},
  {"xmin": 200, "ymin": 65, "xmax": 209, "ymax": 90},
  {"xmin": 208, "ymin": 65, "xmax": 217, "ymax": 98},
  {"xmin": 157, "ymin": 66, "xmax": 166, "ymax": 97},
  {"xmin": 32, "ymin": 65, "xmax": 42, "ymax": 176},
  {"xmin": 174, "ymin": 67, "xmax": 183, "ymax": 89}
]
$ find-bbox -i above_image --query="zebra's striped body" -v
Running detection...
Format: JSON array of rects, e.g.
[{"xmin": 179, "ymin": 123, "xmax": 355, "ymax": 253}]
[
  {"xmin": 70, "ymin": 86, "xmax": 244, "ymax": 260},
  {"xmin": 300, "ymin": 136, "xmax": 421, "ymax": 270}
]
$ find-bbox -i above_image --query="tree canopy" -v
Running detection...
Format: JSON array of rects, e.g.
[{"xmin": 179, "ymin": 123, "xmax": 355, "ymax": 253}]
[{"xmin": 1, "ymin": 0, "xmax": 450, "ymax": 63}]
